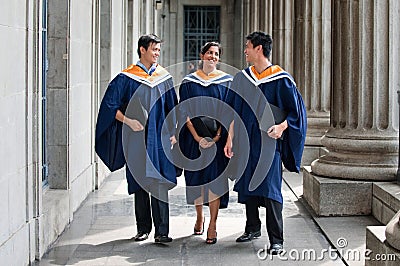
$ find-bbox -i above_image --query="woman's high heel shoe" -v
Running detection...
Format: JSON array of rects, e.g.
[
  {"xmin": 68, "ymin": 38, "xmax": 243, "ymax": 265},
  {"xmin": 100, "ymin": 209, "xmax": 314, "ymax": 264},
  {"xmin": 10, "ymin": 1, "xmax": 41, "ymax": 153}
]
[
  {"xmin": 206, "ymin": 230, "xmax": 217, "ymax": 244},
  {"xmin": 193, "ymin": 218, "xmax": 205, "ymax": 235}
]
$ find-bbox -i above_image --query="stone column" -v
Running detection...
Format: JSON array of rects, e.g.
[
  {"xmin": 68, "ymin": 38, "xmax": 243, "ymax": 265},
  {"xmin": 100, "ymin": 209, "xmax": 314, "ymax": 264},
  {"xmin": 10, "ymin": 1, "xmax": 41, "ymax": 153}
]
[
  {"xmin": 263, "ymin": 0, "xmax": 273, "ymax": 35},
  {"xmin": 249, "ymin": 0, "xmax": 258, "ymax": 33},
  {"xmin": 242, "ymin": 0, "xmax": 254, "ymax": 37},
  {"xmin": 311, "ymin": 0, "xmax": 399, "ymax": 181},
  {"xmin": 232, "ymin": 0, "xmax": 273, "ymax": 68},
  {"xmin": 249, "ymin": 0, "xmax": 272, "ymax": 33},
  {"xmin": 47, "ymin": 0, "xmax": 70, "ymax": 189},
  {"xmin": 294, "ymin": 0, "xmax": 331, "ymax": 165},
  {"xmin": 303, "ymin": 0, "xmax": 400, "ymax": 216},
  {"xmin": 99, "ymin": 0, "xmax": 111, "ymax": 98},
  {"xmin": 272, "ymin": 0, "xmax": 295, "ymax": 74}
]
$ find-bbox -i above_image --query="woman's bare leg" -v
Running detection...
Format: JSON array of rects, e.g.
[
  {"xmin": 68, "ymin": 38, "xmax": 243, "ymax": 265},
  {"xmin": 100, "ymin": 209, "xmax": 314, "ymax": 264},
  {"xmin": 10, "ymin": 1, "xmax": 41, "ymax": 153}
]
[
  {"xmin": 207, "ymin": 190, "xmax": 220, "ymax": 240},
  {"xmin": 193, "ymin": 188, "xmax": 205, "ymax": 233}
]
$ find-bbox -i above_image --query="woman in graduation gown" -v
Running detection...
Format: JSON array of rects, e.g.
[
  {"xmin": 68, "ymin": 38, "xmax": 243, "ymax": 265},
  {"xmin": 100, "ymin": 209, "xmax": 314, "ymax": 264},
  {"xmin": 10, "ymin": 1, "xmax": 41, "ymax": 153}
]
[{"xmin": 178, "ymin": 42, "xmax": 233, "ymax": 244}]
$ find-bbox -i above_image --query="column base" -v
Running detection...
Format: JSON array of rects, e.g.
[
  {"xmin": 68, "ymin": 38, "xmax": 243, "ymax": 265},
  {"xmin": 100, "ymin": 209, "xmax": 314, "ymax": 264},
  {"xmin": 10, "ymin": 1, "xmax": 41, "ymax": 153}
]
[
  {"xmin": 311, "ymin": 131, "xmax": 398, "ymax": 181},
  {"xmin": 301, "ymin": 146, "xmax": 328, "ymax": 166},
  {"xmin": 303, "ymin": 166, "xmax": 372, "ymax": 216}
]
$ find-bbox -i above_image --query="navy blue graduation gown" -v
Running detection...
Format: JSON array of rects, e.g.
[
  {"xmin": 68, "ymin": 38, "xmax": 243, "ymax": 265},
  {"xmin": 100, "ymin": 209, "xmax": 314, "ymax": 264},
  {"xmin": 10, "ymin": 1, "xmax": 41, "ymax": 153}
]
[
  {"xmin": 95, "ymin": 64, "xmax": 178, "ymax": 194},
  {"xmin": 178, "ymin": 70, "xmax": 233, "ymax": 208},
  {"xmin": 227, "ymin": 65, "xmax": 307, "ymax": 204}
]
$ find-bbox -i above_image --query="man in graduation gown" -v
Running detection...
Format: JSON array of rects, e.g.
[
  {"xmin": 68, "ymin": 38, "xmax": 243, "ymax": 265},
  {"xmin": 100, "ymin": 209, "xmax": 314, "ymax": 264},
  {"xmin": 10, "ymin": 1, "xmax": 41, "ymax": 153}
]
[
  {"xmin": 224, "ymin": 31, "xmax": 307, "ymax": 254},
  {"xmin": 95, "ymin": 34, "xmax": 178, "ymax": 243}
]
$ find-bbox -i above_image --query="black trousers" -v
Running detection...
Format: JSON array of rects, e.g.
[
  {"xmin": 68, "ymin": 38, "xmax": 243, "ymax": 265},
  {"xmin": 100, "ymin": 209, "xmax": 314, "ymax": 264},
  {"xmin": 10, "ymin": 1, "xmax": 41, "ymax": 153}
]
[
  {"xmin": 244, "ymin": 196, "xmax": 283, "ymax": 245},
  {"xmin": 134, "ymin": 187, "xmax": 170, "ymax": 236}
]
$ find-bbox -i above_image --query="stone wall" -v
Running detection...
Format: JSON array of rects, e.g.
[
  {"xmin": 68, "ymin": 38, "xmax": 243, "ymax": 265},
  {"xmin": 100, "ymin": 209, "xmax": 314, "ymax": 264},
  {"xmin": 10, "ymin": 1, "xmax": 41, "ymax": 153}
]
[
  {"xmin": 0, "ymin": 0, "xmax": 38, "ymax": 264},
  {"xmin": 0, "ymin": 0, "xmax": 133, "ymax": 264}
]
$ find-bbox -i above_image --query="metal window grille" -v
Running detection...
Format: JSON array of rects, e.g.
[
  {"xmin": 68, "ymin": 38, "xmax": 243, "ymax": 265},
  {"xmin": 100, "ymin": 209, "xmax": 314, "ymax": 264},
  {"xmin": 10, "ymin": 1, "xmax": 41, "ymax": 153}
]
[
  {"xmin": 184, "ymin": 6, "xmax": 220, "ymax": 62},
  {"xmin": 42, "ymin": 0, "xmax": 49, "ymax": 185}
]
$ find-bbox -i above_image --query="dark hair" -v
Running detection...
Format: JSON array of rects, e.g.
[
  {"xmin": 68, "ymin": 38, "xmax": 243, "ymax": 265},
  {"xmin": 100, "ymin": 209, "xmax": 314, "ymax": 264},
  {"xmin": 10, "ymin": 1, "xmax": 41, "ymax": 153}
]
[
  {"xmin": 246, "ymin": 31, "xmax": 273, "ymax": 58},
  {"xmin": 200, "ymin": 41, "xmax": 222, "ymax": 56},
  {"xmin": 137, "ymin": 34, "xmax": 162, "ymax": 58}
]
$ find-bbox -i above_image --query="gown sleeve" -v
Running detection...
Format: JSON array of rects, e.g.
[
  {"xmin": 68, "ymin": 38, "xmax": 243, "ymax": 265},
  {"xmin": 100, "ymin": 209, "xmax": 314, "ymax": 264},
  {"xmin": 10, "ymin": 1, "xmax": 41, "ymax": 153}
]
[
  {"xmin": 276, "ymin": 78, "xmax": 307, "ymax": 172},
  {"xmin": 177, "ymin": 81, "xmax": 192, "ymax": 127},
  {"xmin": 95, "ymin": 74, "xmax": 130, "ymax": 171},
  {"xmin": 163, "ymin": 79, "xmax": 178, "ymax": 136}
]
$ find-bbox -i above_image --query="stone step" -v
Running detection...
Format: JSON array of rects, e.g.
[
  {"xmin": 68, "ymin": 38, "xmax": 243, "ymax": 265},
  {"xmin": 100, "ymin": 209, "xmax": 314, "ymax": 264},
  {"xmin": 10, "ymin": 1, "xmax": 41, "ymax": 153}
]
[
  {"xmin": 366, "ymin": 226, "xmax": 400, "ymax": 265},
  {"xmin": 372, "ymin": 182, "xmax": 400, "ymax": 225}
]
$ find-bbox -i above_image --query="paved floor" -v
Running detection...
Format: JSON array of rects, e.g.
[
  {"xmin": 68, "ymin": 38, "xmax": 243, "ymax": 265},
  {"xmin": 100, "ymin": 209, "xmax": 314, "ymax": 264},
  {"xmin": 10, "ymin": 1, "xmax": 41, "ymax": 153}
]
[{"xmin": 37, "ymin": 169, "xmax": 379, "ymax": 265}]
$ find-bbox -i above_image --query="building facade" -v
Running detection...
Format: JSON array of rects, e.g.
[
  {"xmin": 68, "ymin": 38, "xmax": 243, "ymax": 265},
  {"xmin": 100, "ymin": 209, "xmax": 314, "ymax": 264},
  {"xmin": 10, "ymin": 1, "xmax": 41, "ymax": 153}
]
[{"xmin": 0, "ymin": 0, "xmax": 399, "ymax": 264}]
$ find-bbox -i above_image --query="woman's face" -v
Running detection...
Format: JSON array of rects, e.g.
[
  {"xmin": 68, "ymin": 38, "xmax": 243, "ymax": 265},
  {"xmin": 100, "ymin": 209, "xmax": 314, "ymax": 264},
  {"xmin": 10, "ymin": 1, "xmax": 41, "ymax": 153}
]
[{"xmin": 200, "ymin": 45, "xmax": 220, "ymax": 69}]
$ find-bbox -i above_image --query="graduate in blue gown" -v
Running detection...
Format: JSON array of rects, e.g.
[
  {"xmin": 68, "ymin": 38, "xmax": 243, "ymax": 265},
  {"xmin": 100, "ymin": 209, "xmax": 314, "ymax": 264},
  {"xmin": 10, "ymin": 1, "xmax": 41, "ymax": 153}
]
[
  {"xmin": 178, "ymin": 42, "xmax": 233, "ymax": 244},
  {"xmin": 95, "ymin": 34, "xmax": 178, "ymax": 243},
  {"xmin": 224, "ymin": 32, "xmax": 307, "ymax": 254}
]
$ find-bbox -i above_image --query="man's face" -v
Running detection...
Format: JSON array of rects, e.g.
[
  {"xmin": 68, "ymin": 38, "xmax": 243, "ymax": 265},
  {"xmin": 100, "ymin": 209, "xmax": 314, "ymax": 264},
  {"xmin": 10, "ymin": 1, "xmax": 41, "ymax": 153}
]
[
  {"xmin": 140, "ymin": 42, "xmax": 161, "ymax": 66},
  {"xmin": 244, "ymin": 40, "xmax": 258, "ymax": 63}
]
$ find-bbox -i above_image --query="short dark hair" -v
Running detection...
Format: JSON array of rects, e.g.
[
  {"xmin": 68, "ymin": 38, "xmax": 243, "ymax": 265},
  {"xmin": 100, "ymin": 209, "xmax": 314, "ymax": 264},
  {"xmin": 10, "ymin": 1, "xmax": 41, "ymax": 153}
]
[
  {"xmin": 246, "ymin": 31, "xmax": 273, "ymax": 58},
  {"xmin": 200, "ymin": 41, "xmax": 222, "ymax": 56},
  {"xmin": 137, "ymin": 34, "xmax": 162, "ymax": 58}
]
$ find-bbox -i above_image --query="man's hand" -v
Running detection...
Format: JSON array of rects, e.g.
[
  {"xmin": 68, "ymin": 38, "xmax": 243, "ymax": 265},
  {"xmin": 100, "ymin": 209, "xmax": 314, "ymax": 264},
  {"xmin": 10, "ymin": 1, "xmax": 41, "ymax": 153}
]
[
  {"xmin": 224, "ymin": 121, "xmax": 235, "ymax": 158},
  {"xmin": 267, "ymin": 120, "xmax": 288, "ymax": 139},
  {"xmin": 224, "ymin": 138, "xmax": 234, "ymax": 158},
  {"xmin": 169, "ymin": 135, "xmax": 177, "ymax": 150},
  {"xmin": 126, "ymin": 118, "xmax": 144, "ymax": 131},
  {"xmin": 170, "ymin": 135, "xmax": 177, "ymax": 145}
]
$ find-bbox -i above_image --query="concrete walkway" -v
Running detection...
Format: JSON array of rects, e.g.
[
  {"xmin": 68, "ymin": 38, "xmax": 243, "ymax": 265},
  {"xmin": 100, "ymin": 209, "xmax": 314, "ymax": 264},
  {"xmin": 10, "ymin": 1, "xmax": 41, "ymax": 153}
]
[{"xmin": 36, "ymin": 169, "xmax": 379, "ymax": 265}]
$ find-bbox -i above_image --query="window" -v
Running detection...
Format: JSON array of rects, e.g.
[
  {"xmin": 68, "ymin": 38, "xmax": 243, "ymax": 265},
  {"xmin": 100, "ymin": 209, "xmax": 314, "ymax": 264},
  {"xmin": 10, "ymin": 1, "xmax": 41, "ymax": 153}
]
[
  {"xmin": 184, "ymin": 6, "xmax": 220, "ymax": 62},
  {"xmin": 42, "ymin": 0, "xmax": 48, "ymax": 186}
]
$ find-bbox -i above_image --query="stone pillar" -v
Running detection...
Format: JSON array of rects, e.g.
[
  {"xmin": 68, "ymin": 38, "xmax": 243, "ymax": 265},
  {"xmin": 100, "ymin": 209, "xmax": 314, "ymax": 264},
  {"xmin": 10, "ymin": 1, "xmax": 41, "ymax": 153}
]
[
  {"xmin": 294, "ymin": 0, "xmax": 331, "ymax": 165},
  {"xmin": 231, "ymin": 0, "xmax": 246, "ymax": 68},
  {"xmin": 272, "ymin": 0, "xmax": 294, "ymax": 74},
  {"xmin": 242, "ymin": 0, "xmax": 252, "ymax": 37},
  {"xmin": 312, "ymin": 0, "xmax": 399, "ymax": 181},
  {"xmin": 263, "ymin": 0, "xmax": 273, "ymax": 35},
  {"xmin": 250, "ymin": 0, "xmax": 259, "ymax": 31},
  {"xmin": 303, "ymin": 0, "xmax": 400, "ymax": 216},
  {"xmin": 47, "ymin": 0, "xmax": 70, "ymax": 189},
  {"xmin": 238, "ymin": 0, "xmax": 273, "ymax": 68},
  {"xmin": 250, "ymin": 0, "xmax": 273, "ymax": 44},
  {"xmin": 99, "ymin": 0, "xmax": 111, "ymax": 98},
  {"xmin": 127, "ymin": 0, "xmax": 133, "ymax": 65}
]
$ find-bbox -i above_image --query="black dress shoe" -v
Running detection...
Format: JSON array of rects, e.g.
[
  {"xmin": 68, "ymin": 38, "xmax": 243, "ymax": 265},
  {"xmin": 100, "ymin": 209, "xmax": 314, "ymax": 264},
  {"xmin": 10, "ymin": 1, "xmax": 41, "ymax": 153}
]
[
  {"xmin": 154, "ymin": 235, "xmax": 173, "ymax": 243},
  {"xmin": 134, "ymin": 232, "xmax": 149, "ymax": 241},
  {"xmin": 267, "ymin": 243, "xmax": 284, "ymax": 255},
  {"xmin": 235, "ymin": 230, "xmax": 261, "ymax": 242}
]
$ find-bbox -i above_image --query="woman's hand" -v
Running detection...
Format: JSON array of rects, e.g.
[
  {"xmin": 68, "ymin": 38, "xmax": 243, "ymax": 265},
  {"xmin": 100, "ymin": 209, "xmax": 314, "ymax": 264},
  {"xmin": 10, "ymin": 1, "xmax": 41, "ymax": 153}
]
[
  {"xmin": 212, "ymin": 128, "xmax": 221, "ymax": 143},
  {"xmin": 199, "ymin": 138, "xmax": 215, "ymax": 149}
]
